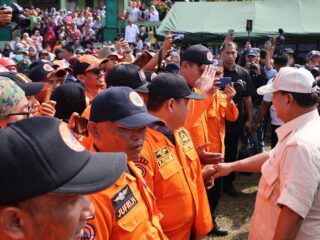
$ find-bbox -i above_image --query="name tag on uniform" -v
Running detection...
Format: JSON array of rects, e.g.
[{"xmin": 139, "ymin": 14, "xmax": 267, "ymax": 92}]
[
  {"xmin": 177, "ymin": 129, "xmax": 194, "ymax": 152},
  {"xmin": 155, "ymin": 146, "xmax": 174, "ymax": 168},
  {"xmin": 112, "ymin": 184, "xmax": 138, "ymax": 221}
]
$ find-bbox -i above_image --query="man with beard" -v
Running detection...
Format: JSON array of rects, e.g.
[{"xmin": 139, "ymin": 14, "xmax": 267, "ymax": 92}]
[{"xmin": 73, "ymin": 55, "xmax": 108, "ymax": 104}]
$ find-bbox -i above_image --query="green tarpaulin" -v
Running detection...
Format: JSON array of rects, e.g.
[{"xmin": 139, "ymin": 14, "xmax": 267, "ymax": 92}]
[{"xmin": 156, "ymin": 0, "xmax": 320, "ymax": 44}]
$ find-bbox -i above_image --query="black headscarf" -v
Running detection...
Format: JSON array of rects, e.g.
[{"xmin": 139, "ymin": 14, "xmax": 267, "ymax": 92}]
[{"xmin": 51, "ymin": 83, "xmax": 86, "ymax": 121}]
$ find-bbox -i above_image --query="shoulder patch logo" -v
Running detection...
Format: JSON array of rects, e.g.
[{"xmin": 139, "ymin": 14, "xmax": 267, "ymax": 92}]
[
  {"xmin": 81, "ymin": 222, "xmax": 96, "ymax": 240},
  {"xmin": 135, "ymin": 164, "xmax": 146, "ymax": 177},
  {"xmin": 177, "ymin": 129, "xmax": 194, "ymax": 151},
  {"xmin": 154, "ymin": 146, "xmax": 174, "ymax": 168},
  {"xmin": 133, "ymin": 157, "xmax": 149, "ymax": 165},
  {"xmin": 129, "ymin": 91, "xmax": 144, "ymax": 107},
  {"xmin": 59, "ymin": 122, "xmax": 85, "ymax": 152},
  {"xmin": 112, "ymin": 184, "xmax": 138, "ymax": 221}
]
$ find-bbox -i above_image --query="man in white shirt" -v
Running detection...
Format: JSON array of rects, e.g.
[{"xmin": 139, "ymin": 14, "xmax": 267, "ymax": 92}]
[
  {"xmin": 253, "ymin": 52, "xmax": 289, "ymax": 147},
  {"xmin": 213, "ymin": 67, "xmax": 320, "ymax": 240},
  {"xmin": 124, "ymin": 18, "xmax": 139, "ymax": 44}
]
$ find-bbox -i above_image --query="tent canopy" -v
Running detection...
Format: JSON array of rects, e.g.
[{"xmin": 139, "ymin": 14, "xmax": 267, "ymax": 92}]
[{"xmin": 156, "ymin": 0, "xmax": 320, "ymax": 44}]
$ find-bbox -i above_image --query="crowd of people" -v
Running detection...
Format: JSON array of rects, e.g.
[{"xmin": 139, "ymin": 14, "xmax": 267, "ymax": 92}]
[
  {"xmin": 0, "ymin": 2, "xmax": 167, "ymax": 77},
  {"xmin": 119, "ymin": 0, "xmax": 172, "ymax": 22},
  {"xmin": 0, "ymin": 4, "xmax": 320, "ymax": 240}
]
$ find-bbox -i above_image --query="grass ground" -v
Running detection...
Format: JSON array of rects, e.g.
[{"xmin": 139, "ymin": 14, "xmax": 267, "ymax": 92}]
[{"xmin": 209, "ymin": 173, "xmax": 261, "ymax": 240}]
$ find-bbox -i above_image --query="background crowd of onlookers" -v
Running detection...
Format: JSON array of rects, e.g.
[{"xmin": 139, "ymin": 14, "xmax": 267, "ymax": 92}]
[
  {"xmin": 0, "ymin": 1, "xmax": 172, "ymax": 76},
  {"xmin": 118, "ymin": 0, "xmax": 172, "ymax": 22}
]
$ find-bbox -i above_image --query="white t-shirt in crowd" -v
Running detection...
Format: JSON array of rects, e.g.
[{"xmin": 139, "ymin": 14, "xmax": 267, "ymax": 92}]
[
  {"xmin": 125, "ymin": 24, "xmax": 139, "ymax": 43},
  {"xmin": 263, "ymin": 78, "xmax": 284, "ymax": 126}
]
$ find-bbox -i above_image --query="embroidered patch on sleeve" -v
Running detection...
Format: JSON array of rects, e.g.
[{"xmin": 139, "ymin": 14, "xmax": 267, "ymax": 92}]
[
  {"xmin": 177, "ymin": 129, "xmax": 194, "ymax": 151},
  {"xmin": 154, "ymin": 146, "xmax": 174, "ymax": 168},
  {"xmin": 133, "ymin": 157, "xmax": 149, "ymax": 165},
  {"xmin": 81, "ymin": 222, "xmax": 96, "ymax": 240},
  {"xmin": 135, "ymin": 164, "xmax": 146, "ymax": 177},
  {"xmin": 112, "ymin": 184, "xmax": 138, "ymax": 221}
]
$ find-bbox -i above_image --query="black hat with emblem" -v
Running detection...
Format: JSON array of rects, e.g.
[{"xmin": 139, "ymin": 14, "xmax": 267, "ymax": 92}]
[
  {"xmin": 0, "ymin": 117, "xmax": 127, "ymax": 205},
  {"xmin": 106, "ymin": 64, "xmax": 149, "ymax": 93},
  {"xmin": 181, "ymin": 44, "xmax": 213, "ymax": 65},
  {"xmin": 148, "ymin": 73, "xmax": 204, "ymax": 100},
  {"xmin": 0, "ymin": 72, "xmax": 47, "ymax": 96},
  {"xmin": 90, "ymin": 86, "xmax": 162, "ymax": 128},
  {"xmin": 28, "ymin": 61, "xmax": 57, "ymax": 82}
]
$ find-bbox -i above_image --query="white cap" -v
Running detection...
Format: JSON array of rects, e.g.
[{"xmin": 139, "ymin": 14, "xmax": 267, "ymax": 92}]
[{"xmin": 257, "ymin": 67, "xmax": 318, "ymax": 95}]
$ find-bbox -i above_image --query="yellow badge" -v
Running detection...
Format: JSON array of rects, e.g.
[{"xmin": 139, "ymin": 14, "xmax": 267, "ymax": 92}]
[
  {"xmin": 177, "ymin": 129, "xmax": 194, "ymax": 151},
  {"xmin": 59, "ymin": 122, "xmax": 85, "ymax": 152},
  {"xmin": 129, "ymin": 91, "xmax": 144, "ymax": 107},
  {"xmin": 16, "ymin": 73, "xmax": 31, "ymax": 84},
  {"xmin": 154, "ymin": 147, "xmax": 174, "ymax": 168}
]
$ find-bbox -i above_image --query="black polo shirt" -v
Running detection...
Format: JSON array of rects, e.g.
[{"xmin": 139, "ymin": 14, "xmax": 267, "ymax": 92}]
[{"xmin": 223, "ymin": 64, "xmax": 254, "ymax": 132}]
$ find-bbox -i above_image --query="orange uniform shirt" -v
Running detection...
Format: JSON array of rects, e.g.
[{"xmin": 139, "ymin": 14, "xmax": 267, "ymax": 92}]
[
  {"xmin": 189, "ymin": 111, "xmax": 209, "ymax": 149},
  {"xmin": 85, "ymin": 90, "xmax": 94, "ymax": 105},
  {"xmin": 83, "ymin": 151, "xmax": 167, "ymax": 240},
  {"xmin": 206, "ymin": 92, "xmax": 238, "ymax": 154},
  {"xmin": 135, "ymin": 127, "xmax": 213, "ymax": 240},
  {"xmin": 184, "ymin": 89, "xmax": 213, "ymax": 131},
  {"xmin": 185, "ymin": 89, "xmax": 213, "ymax": 152}
]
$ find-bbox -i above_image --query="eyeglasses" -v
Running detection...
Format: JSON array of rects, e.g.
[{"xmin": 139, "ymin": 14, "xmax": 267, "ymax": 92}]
[
  {"xmin": 6, "ymin": 104, "xmax": 32, "ymax": 119},
  {"xmin": 87, "ymin": 67, "xmax": 104, "ymax": 75}
]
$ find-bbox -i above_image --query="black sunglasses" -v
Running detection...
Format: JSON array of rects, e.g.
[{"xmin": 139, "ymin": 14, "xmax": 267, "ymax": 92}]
[{"xmin": 87, "ymin": 67, "xmax": 104, "ymax": 75}]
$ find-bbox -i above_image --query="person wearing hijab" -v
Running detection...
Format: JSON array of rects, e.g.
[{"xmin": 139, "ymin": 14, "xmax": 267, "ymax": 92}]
[
  {"xmin": 51, "ymin": 83, "xmax": 87, "ymax": 121},
  {"xmin": 149, "ymin": 6, "xmax": 159, "ymax": 21},
  {"xmin": 43, "ymin": 27, "xmax": 57, "ymax": 51}
]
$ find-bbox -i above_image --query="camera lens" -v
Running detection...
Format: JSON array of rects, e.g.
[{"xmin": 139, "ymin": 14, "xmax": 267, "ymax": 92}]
[{"xmin": 11, "ymin": 3, "xmax": 31, "ymax": 29}]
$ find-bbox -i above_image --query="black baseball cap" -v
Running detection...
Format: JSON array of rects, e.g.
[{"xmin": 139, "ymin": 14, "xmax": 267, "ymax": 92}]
[
  {"xmin": 148, "ymin": 73, "xmax": 204, "ymax": 100},
  {"xmin": 29, "ymin": 62, "xmax": 57, "ymax": 82},
  {"xmin": 181, "ymin": 44, "xmax": 213, "ymax": 65},
  {"xmin": 0, "ymin": 72, "xmax": 47, "ymax": 96},
  {"xmin": 106, "ymin": 64, "xmax": 149, "ymax": 93},
  {"xmin": 90, "ymin": 86, "xmax": 162, "ymax": 128},
  {"xmin": 245, "ymin": 48, "xmax": 258, "ymax": 56},
  {"xmin": 0, "ymin": 117, "xmax": 127, "ymax": 205},
  {"xmin": 306, "ymin": 50, "xmax": 320, "ymax": 61},
  {"xmin": 164, "ymin": 63, "xmax": 180, "ymax": 74}
]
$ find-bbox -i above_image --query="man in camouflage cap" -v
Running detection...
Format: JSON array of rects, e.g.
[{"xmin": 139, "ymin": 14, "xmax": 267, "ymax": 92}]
[{"xmin": 0, "ymin": 77, "xmax": 31, "ymax": 128}]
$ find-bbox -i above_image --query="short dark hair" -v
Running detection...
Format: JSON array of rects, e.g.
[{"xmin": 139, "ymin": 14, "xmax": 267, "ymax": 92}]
[
  {"xmin": 281, "ymin": 83, "xmax": 318, "ymax": 107},
  {"xmin": 147, "ymin": 97, "xmax": 185, "ymax": 111},
  {"xmin": 219, "ymin": 41, "xmax": 238, "ymax": 52},
  {"xmin": 63, "ymin": 46, "xmax": 74, "ymax": 54},
  {"xmin": 147, "ymin": 98, "xmax": 166, "ymax": 111},
  {"xmin": 180, "ymin": 59, "xmax": 197, "ymax": 67},
  {"xmin": 274, "ymin": 53, "xmax": 289, "ymax": 67}
]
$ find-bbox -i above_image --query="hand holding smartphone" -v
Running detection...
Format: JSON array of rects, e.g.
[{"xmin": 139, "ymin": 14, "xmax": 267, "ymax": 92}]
[
  {"xmin": 218, "ymin": 77, "xmax": 232, "ymax": 90},
  {"xmin": 74, "ymin": 116, "xmax": 89, "ymax": 136}
]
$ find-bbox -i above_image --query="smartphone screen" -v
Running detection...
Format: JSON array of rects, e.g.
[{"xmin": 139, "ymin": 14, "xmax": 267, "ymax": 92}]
[
  {"xmin": 133, "ymin": 50, "xmax": 153, "ymax": 68},
  {"xmin": 219, "ymin": 77, "xmax": 232, "ymax": 90}
]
